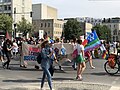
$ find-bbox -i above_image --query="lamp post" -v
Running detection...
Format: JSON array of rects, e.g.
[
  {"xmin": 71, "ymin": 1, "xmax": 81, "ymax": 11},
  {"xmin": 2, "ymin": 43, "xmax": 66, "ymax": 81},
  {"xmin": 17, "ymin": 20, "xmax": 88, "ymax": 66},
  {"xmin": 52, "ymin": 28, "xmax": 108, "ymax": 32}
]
[{"xmin": 14, "ymin": 23, "xmax": 17, "ymax": 38}]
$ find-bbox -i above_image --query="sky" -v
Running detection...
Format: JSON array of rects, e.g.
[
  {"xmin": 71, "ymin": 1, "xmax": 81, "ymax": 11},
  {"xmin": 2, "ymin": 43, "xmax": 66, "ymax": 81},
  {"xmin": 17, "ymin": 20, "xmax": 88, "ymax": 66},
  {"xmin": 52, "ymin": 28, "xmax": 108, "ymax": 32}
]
[{"xmin": 32, "ymin": 0, "xmax": 120, "ymax": 19}]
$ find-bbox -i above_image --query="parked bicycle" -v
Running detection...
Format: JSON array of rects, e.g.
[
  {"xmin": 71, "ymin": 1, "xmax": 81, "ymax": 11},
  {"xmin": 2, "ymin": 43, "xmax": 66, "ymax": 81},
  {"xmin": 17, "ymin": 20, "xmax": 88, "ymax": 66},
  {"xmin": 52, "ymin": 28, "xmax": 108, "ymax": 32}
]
[{"xmin": 104, "ymin": 50, "xmax": 120, "ymax": 75}]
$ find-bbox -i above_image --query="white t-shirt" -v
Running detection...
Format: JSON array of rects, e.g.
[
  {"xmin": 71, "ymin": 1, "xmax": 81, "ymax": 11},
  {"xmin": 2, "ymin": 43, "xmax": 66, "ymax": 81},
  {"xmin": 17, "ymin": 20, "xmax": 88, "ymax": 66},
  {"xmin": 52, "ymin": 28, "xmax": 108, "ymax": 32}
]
[
  {"xmin": 77, "ymin": 44, "xmax": 84, "ymax": 55},
  {"xmin": 12, "ymin": 42, "xmax": 19, "ymax": 53},
  {"xmin": 100, "ymin": 44, "xmax": 106, "ymax": 51}
]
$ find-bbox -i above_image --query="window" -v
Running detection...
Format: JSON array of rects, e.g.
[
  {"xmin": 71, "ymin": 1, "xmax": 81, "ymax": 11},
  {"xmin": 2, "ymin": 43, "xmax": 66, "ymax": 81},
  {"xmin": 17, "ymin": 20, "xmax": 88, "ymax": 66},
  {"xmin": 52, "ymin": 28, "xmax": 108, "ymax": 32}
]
[
  {"xmin": 114, "ymin": 25, "xmax": 116, "ymax": 28},
  {"xmin": 41, "ymin": 23, "xmax": 43, "ymax": 27},
  {"xmin": 113, "ymin": 29, "xmax": 117, "ymax": 35},
  {"xmin": 4, "ymin": 5, "xmax": 7, "ymax": 10},
  {"xmin": 116, "ymin": 36, "xmax": 118, "ymax": 41},
  {"xmin": 8, "ymin": 0, "xmax": 11, "ymax": 2},
  {"xmin": 113, "ymin": 36, "xmax": 115, "ymax": 41},
  {"xmin": 0, "ymin": 6, "xmax": 2, "ymax": 11},
  {"xmin": 118, "ymin": 31, "xmax": 120, "ymax": 35},
  {"xmin": 48, "ymin": 23, "xmax": 50, "ymax": 27},
  {"xmin": 48, "ymin": 31, "xmax": 50, "ymax": 34},
  {"xmin": 8, "ymin": 5, "xmax": 11, "ymax": 10},
  {"xmin": 45, "ymin": 23, "xmax": 47, "ymax": 27}
]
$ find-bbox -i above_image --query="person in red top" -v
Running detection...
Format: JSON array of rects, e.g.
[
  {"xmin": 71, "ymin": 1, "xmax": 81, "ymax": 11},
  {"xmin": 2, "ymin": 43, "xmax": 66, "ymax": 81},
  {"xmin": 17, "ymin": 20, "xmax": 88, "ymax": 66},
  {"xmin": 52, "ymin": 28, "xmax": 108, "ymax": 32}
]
[{"xmin": 85, "ymin": 51, "xmax": 95, "ymax": 69}]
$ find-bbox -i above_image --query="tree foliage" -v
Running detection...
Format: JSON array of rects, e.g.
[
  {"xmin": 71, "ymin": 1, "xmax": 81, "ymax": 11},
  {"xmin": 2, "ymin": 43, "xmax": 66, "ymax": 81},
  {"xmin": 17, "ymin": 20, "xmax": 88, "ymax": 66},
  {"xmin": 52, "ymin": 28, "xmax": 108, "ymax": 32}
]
[
  {"xmin": 0, "ymin": 14, "xmax": 12, "ymax": 33},
  {"xmin": 92, "ymin": 25, "xmax": 111, "ymax": 41},
  {"xmin": 64, "ymin": 19, "xmax": 83, "ymax": 40},
  {"xmin": 17, "ymin": 17, "xmax": 33, "ymax": 37}
]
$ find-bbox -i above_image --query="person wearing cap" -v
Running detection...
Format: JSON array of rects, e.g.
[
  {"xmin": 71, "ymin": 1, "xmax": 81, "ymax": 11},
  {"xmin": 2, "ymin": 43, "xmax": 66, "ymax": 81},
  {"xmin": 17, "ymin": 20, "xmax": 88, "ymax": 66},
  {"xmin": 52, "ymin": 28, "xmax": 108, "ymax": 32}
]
[{"xmin": 40, "ymin": 40, "xmax": 54, "ymax": 90}]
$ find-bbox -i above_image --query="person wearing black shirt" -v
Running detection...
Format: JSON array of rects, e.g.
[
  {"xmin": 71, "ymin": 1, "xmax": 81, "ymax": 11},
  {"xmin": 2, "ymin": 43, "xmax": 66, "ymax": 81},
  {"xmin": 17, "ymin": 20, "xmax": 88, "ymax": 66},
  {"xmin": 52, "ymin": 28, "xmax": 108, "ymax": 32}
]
[{"xmin": 2, "ymin": 39, "xmax": 13, "ymax": 69}]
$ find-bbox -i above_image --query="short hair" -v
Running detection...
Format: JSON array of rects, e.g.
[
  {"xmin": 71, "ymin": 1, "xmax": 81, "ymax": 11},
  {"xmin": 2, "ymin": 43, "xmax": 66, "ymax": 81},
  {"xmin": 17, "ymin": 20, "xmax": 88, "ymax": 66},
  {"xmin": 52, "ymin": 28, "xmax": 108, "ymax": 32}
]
[
  {"xmin": 41, "ymin": 40, "xmax": 48, "ymax": 48},
  {"xmin": 77, "ymin": 39, "xmax": 82, "ymax": 44}
]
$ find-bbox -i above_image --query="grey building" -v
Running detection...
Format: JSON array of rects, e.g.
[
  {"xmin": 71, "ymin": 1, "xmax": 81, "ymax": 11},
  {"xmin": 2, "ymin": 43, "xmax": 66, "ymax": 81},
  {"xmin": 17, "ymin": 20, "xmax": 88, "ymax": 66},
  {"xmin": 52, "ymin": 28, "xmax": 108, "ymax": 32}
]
[
  {"xmin": 76, "ymin": 17, "xmax": 102, "ymax": 27},
  {"xmin": 102, "ymin": 17, "xmax": 120, "ymax": 42}
]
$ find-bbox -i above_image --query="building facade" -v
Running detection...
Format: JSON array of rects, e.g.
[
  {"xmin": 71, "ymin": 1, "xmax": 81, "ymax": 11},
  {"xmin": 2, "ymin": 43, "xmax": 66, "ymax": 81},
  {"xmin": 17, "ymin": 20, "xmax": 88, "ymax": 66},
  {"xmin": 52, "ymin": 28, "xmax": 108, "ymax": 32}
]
[
  {"xmin": 0, "ymin": 0, "xmax": 32, "ymax": 23},
  {"xmin": 32, "ymin": 3, "xmax": 63, "ymax": 39},
  {"xmin": 32, "ymin": 3, "xmax": 57, "ymax": 20},
  {"xmin": 102, "ymin": 18, "xmax": 120, "ymax": 42},
  {"xmin": 76, "ymin": 17, "xmax": 102, "ymax": 27},
  {"xmin": 33, "ymin": 19, "xmax": 64, "ymax": 39}
]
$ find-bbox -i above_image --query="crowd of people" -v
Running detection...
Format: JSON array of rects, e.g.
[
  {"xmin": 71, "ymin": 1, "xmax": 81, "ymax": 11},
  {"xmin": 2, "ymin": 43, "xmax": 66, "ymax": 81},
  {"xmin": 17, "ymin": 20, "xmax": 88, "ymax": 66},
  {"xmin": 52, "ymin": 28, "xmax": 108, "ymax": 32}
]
[{"xmin": 0, "ymin": 36, "xmax": 120, "ymax": 90}]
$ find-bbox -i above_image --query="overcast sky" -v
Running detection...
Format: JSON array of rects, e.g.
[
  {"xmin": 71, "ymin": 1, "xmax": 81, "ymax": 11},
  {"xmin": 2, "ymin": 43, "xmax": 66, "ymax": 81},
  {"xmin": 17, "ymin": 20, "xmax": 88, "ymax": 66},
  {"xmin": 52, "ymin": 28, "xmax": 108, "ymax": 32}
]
[{"xmin": 32, "ymin": 0, "xmax": 120, "ymax": 19}]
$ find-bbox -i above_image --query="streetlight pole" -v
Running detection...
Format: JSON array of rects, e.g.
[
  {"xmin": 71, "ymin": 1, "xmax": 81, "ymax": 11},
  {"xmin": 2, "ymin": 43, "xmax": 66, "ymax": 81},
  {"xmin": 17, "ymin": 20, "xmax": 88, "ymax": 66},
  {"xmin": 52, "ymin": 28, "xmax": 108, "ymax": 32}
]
[{"xmin": 13, "ymin": 7, "xmax": 16, "ymax": 38}]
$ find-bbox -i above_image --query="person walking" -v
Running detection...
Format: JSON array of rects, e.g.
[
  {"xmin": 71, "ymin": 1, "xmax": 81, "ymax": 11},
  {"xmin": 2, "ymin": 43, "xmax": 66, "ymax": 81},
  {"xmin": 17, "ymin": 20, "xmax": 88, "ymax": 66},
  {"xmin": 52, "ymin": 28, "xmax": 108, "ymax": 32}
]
[
  {"xmin": 0, "ymin": 38, "xmax": 4, "ymax": 64},
  {"xmin": 85, "ymin": 51, "xmax": 95, "ymax": 69},
  {"xmin": 40, "ymin": 40, "xmax": 54, "ymax": 90},
  {"xmin": 12, "ymin": 39, "xmax": 19, "ymax": 59},
  {"xmin": 2, "ymin": 39, "xmax": 13, "ymax": 69},
  {"xmin": 76, "ymin": 39, "xmax": 86, "ymax": 80},
  {"xmin": 72, "ymin": 38, "xmax": 77, "ymax": 70}
]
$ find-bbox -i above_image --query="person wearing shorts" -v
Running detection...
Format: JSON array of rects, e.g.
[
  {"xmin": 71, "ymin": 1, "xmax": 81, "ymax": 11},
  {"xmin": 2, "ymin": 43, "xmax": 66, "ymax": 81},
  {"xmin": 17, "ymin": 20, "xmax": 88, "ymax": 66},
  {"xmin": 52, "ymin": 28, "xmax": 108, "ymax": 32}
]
[
  {"xmin": 85, "ymin": 51, "xmax": 95, "ymax": 69},
  {"xmin": 76, "ymin": 39, "xmax": 86, "ymax": 80}
]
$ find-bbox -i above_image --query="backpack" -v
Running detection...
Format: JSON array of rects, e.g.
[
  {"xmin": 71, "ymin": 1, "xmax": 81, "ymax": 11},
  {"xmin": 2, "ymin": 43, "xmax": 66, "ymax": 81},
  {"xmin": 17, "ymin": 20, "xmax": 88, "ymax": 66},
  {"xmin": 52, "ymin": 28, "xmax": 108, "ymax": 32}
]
[{"xmin": 36, "ymin": 52, "xmax": 42, "ymax": 64}]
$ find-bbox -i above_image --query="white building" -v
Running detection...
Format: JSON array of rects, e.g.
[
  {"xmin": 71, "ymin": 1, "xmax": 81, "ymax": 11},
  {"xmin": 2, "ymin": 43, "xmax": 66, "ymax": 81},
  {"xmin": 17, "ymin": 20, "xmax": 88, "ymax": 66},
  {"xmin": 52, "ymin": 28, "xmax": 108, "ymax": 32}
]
[
  {"xmin": 0, "ymin": 0, "xmax": 32, "ymax": 23},
  {"xmin": 32, "ymin": 3, "xmax": 64, "ymax": 39},
  {"xmin": 32, "ymin": 3, "xmax": 57, "ymax": 20}
]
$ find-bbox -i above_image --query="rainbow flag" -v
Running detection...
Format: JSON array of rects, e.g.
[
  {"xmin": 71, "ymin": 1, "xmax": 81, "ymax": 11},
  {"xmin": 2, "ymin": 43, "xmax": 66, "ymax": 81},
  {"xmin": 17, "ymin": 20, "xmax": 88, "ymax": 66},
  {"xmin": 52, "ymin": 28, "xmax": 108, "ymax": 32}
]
[
  {"xmin": 102, "ymin": 50, "xmax": 109, "ymax": 59},
  {"xmin": 84, "ymin": 30, "xmax": 101, "ymax": 53}
]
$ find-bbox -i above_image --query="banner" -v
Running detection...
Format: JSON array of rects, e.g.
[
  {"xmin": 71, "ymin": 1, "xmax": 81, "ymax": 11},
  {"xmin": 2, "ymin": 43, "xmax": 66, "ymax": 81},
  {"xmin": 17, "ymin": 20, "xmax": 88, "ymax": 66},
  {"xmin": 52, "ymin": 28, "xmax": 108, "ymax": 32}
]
[
  {"xmin": 22, "ymin": 43, "xmax": 40, "ymax": 61},
  {"xmin": 22, "ymin": 43, "xmax": 74, "ymax": 61}
]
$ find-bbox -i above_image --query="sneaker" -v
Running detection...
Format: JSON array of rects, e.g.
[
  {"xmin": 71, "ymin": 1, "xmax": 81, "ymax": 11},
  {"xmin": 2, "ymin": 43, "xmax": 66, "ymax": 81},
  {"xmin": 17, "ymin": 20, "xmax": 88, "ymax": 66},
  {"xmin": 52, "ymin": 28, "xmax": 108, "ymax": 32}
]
[
  {"xmin": 76, "ymin": 76, "xmax": 83, "ymax": 81},
  {"xmin": 7, "ymin": 67, "xmax": 11, "ymax": 70},
  {"xmin": 74, "ymin": 68, "xmax": 77, "ymax": 70},
  {"xmin": 60, "ymin": 68, "xmax": 64, "ymax": 71},
  {"xmin": 2, "ymin": 63, "xmax": 6, "ymax": 69},
  {"xmin": 91, "ymin": 66, "xmax": 95, "ymax": 69}
]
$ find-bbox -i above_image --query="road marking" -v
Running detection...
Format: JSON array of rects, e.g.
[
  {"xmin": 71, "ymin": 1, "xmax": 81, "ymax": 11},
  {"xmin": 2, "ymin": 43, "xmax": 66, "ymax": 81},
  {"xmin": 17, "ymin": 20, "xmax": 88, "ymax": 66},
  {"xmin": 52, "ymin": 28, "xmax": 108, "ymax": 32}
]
[{"xmin": 109, "ymin": 86, "xmax": 120, "ymax": 90}]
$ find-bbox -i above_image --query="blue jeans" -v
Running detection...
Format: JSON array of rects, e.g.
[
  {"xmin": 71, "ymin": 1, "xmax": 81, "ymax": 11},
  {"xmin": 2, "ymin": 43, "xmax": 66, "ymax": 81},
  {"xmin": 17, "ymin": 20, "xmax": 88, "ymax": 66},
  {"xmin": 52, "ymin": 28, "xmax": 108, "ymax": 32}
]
[{"xmin": 41, "ymin": 67, "xmax": 52, "ymax": 90}]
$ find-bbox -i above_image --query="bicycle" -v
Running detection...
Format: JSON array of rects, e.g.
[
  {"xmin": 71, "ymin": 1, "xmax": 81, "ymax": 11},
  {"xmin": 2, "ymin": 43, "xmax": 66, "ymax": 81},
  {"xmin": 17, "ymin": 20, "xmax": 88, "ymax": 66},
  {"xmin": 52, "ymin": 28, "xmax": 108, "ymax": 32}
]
[{"xmin": 104, "ymin": 50, "xmax": 120, "ymax": 75}]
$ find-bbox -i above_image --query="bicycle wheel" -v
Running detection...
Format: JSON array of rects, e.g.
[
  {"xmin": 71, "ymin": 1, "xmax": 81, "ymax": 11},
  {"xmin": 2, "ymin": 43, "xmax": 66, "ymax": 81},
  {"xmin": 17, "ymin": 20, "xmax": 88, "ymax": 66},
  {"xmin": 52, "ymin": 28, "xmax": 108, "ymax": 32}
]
[{"xmin": 104, "ymin": 61, "xmax": 119, "ymax": 75}]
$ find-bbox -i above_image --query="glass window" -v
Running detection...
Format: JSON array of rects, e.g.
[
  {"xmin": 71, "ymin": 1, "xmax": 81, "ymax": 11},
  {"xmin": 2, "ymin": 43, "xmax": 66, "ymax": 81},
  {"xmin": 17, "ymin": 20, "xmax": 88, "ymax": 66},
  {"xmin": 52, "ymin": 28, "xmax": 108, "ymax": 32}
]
[
  {"xmin": 48, "ymin": 23, "xmax": 50, "ymax": 27},
  {"xmin": 48, "ymin": 31, "xmax": 50, "ymax": 34},
  {"xmin": 8, "ymin": 0, "xmax": 11, "ymax": 2},
  {"xmin": 114, "ymin": 25, "xmax": 116, "ymax": 28},
  {"xmin": 4, "ymin": 5, "xmax": 7, "ymax": 10},
  {"xmin": 8, "ymin": 5, "xmax": 11, "ymax": 10},
  {"xmin": 41, "ymin": 23, "xmax": 43, "ymax": 27},
  {"xmin": 113, "ymin": 29, "xmax": 117, "ymax": 35},
  {"xmin": 45, "ymin": 23, "xmax": 47, "ymax": 27}
]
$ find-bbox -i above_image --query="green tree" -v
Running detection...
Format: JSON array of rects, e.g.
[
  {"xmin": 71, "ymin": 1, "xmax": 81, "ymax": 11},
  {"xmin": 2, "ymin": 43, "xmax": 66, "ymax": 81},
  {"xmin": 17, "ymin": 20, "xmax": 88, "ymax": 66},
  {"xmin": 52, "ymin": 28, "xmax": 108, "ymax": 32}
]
[
  {"xmin": 0, "ymin": 14, "xmax": 13, "ymax": 33},
  {"xmin": 64, "ymin": 19, "xmax": 83, "ymax": 40},
  {"xmin": 92, "ymin": 25, "xmax": 111, "ymax": 42},
  {"xmin": 17, "ymin": 17, "xmax": 33, "ymax": 37}
]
